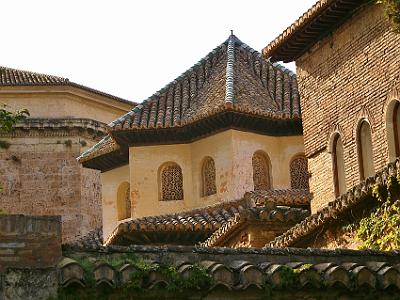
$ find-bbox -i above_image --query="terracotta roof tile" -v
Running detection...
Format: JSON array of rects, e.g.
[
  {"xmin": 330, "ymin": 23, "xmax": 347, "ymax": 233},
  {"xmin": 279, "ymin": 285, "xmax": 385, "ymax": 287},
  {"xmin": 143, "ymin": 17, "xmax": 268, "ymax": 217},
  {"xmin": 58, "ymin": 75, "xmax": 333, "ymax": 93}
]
[
  {"xmin": 262, "ymin": 0, "xmax": 368, "ymax": 62},
  {"xmin": 246, "ymin": 189, "xmax": 312, "ymax": 208},
  {"xmin": 266, "ymin": 158, "xmax": 400, "ymax": 248},
  {"xmin": 200, "ymin": 204, "xmax": 309, "ymax": 248},
  {"xmin": 81, "ymin": 34, "xmax": 301, "ymax": 166},
  {"xmin": 98, "ymin": 189, "xmax": 311, "ymax": 247},
  {"xmin": 104, "ymin": 197, "xmax": 251, "ymax": 246},
  {"xmin": 58, "ymin": 251, "xmax": 400, "ymax": 291},
  {"xmin": 0, "ymin": 66, "xmax": 134, "ymax": 105},
  {"xmin": 65, "ymin": 228, "xmax": 104, "ymax": 249},
  {"xmin": 78, "ymin": 135, "xmax": 119, "ymax": 163},
  {"xmin": 109, "ymin": 34, "xmax": 299, "ymax": 131}
]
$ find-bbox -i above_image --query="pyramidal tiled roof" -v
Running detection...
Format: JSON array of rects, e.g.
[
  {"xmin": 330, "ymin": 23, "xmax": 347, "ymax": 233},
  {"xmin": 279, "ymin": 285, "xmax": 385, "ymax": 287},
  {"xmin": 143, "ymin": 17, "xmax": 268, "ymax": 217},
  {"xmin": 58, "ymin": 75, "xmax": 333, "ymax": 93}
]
[
  {"xmin": 78, "ymin": 34, "xmax": 301, "ymax": 168},
  {"xmin": 0, "ymin": 66, "xmax": 133, "ymax": 104},
  {"xmin": 109, "ymin": 33, "xmax": 300, "ymax": 131}
]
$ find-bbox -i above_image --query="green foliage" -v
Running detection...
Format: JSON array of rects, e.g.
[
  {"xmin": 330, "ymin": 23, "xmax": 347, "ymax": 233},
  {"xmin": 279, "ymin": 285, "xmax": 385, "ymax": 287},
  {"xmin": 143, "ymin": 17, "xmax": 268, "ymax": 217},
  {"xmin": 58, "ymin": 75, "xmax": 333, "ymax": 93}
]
[
  {"xmin": 64, "ymin": 140, "xmax": 73, "ymax": 147},
  {"xmin": 378, "ymin": 0, "xmax": 400, "ymax": 33},
  {"xmin": 0, "ymin": 104, "xmax": 29, "ymax": 194},
  {"xmin": 357, "ymin": 176, "xmax": 400, "ymax": 250},
  {"xmin": 277, "ymin": 266, "xmax": 298, "ymax": 288},
  {"xmin": 55, "ymin": 255, "xmax": 213, "ymax": 299},
  {"xmin": 0, "ymin": 104, "xmax": 29, "ymax": 133},
  {"xmin": 0, "ymin": 140, "xmax": 10, "ymax": 149}
]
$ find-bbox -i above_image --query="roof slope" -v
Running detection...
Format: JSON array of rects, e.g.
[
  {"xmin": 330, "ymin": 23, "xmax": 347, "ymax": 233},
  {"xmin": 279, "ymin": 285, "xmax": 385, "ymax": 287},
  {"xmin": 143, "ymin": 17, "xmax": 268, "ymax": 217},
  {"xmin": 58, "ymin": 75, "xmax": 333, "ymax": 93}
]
[
  {"xmin": 110, "ymin": 33, "xmax": 299, "ymax": 131},
  {"xmin": 104, "ymin": 197, "xmax": 250, "ymax": 246},
  {"xmin": 58, "ymin": 253, "xmax": 400, "ymax": 293},
  {"xmin": 101, "ymin": 189, "xmax": 311, "ymax": 247},
  {"xmin": 0, "ymin": 66, "xmax": 134, "ymax": 105},
  {"xmin": 262, "ymin": 0, "xmax": 369, "ymax": 62},
  {"xmin": 79, "ymin": 34, "xmax": 301, "ymax": 170},
  {"xmin": 266, "ymin": 158, "xmax": 400, "ymax": 249}
]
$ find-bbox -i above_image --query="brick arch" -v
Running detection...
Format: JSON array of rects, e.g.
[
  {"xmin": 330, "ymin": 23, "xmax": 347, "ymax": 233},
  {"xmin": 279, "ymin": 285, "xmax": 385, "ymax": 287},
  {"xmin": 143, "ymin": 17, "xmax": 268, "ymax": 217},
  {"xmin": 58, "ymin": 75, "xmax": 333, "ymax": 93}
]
[
  {"xmin": 352, "ymin": 105, "xmax": 374, "ymax": 136},
  {"xmin": 329, "ymin": 132, "xmax": 346, "ymax": 197},
  {"xmin": 384, "ymin": 82, "xmax": 400, "ymax": 162},
  {"xmin": 355, "ymin": 118, "xmax": 375, "ymax": 181},
  {"xmin": 327, "ymin": 124, "xmax": 345, "ymax": 154}
]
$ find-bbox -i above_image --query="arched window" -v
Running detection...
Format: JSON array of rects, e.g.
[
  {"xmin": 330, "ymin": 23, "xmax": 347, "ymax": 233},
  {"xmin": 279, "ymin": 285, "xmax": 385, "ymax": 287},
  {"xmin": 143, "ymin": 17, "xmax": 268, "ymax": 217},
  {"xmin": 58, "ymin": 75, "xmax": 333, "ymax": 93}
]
[
  {"xmin": 201, "ymin": 157, "xmax": 217, "ymax": 197},
  {"xmin": 357, "ymin": 120, "xmax": 374, "ymax": 180},
  {"xmin": 332, "ymin": 134, "xmax": 346, "ymax": 197},
  {"xmin": 252, "ymin": 151, "xmax": 272, "ymax": 191},
  {"xmin": 290, "ymin": 156, "xmax": 309, "ymax": 190},
  {"xmin": 159, "ymin": 162, "xmax": 184, "ymax": 201},
  {"xmin": 394, "ymin": 102, "xmax": 400, "ymax": 157},
  {"xmin": 117, "ymin": 182, "xmax": 131, "ymax": 221},
  {"xmin": 386, "ymin": 100, "xmax": 400, "ymax": 161}
]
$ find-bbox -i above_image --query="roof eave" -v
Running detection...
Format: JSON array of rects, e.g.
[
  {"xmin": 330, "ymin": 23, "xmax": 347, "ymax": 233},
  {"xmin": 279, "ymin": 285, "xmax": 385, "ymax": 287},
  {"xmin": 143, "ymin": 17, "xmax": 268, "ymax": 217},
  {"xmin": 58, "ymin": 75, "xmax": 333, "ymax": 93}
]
[
  {"xmin": 262, "ymin": 0, "xmax": 370, "ymax": 62},
  {"xmin": 82, "ymin": 111, "xmax": 303, "ymax": 172}
]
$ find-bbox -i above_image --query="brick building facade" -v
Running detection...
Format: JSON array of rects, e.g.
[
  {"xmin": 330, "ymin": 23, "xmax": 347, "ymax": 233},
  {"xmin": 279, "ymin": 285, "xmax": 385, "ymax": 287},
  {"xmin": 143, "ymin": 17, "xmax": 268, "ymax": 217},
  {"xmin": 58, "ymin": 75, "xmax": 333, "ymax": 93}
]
[{"xmin": 264, "ymin": 2, "xmax": 400, "ymax": 212}]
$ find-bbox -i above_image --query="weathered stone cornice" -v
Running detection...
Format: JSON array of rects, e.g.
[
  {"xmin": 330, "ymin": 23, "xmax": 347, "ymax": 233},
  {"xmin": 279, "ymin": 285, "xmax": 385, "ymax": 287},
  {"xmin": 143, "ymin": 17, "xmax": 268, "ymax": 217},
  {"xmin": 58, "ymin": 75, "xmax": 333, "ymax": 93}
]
[{"xmin": 0, "ymin": 118, "xmax": 107, "ymax": 140}]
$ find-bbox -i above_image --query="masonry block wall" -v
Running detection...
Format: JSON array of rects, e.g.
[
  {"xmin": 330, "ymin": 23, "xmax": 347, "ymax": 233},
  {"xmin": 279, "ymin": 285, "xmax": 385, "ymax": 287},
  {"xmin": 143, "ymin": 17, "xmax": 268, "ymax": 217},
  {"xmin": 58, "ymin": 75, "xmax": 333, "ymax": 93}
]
[
  {"xmin": 0, "ymin": 128, "xmax": 102, "ymax": 242},
  {"xmin": 0, "ymin": 215, "xmax": 62, "ymax": 272},
  {"xmin": 296, "ymin": 3, "xmax": 400, "ymax": 212},
  {"xmin": 222, "ymin": 223, "xmax": 295, "ymax": 248}
]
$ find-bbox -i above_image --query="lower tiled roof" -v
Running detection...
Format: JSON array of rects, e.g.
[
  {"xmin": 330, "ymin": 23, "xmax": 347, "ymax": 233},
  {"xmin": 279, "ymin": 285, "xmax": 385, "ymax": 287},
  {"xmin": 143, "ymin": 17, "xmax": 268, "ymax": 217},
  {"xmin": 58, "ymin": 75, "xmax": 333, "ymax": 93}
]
[
  {"xmin": 65, "ymin": 228, "xmax": 103, "ymax": 250},
  {"xmin": 0, "ymin": 66, "xmax": 134, "ymax": 105},
  {"xmin": 200, "ymin": 204, "xmax": 309, "ymax": 248},
  {"xmin": 267, "ymin": 158, "xmax": 400, "ymax": 248},
  {"xmin": 245, "ymin": 189, "xmax": 312, "ymax": 208},
  {"xmin": 66, "ymin": 189, "xmax": 312, "ymax": 249},
  {"xmin": 59, "ymin": 249, "xmax": 400, "ymax": 292},
  {"xmin": 104, "ymin": 198, "xmax": 250, "ymax": 246}
]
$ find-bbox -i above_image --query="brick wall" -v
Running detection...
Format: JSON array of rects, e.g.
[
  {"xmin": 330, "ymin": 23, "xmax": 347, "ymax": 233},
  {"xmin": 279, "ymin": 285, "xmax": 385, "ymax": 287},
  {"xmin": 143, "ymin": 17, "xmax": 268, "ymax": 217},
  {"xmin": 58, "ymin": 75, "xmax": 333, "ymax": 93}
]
[
  {"xmin": 222, "ymin": 222, "xmax": 295, "ymax": 248},
  {"xmin": 0, "ymin": 215, "xmax": 62, "ymax": 272},
  {"xmin": 296, "ymin": 3, "xmax": 400, "ymax": 211},
  {"xmin": 0, "ymin": 132, "xmax": 102, "ymax": 242}
]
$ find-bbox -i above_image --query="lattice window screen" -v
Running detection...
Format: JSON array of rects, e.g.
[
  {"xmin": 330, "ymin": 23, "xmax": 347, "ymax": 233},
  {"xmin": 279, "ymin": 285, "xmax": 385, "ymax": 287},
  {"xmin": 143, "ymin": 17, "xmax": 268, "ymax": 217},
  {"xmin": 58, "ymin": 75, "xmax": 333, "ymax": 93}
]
[
  {"xmin": 252, "ymin": 152, "xmax": 271, "ymax": 191},
  {"xmin": 290, "ymin": 156, "xmax": 309, "ymax": 190},
  {"xmin": 160, "ymin": 163, "xmax": 184, "ymax": 201},
  {"xmin": 202, "ymin": 157, "xmax": 217, "ymax": 197}
]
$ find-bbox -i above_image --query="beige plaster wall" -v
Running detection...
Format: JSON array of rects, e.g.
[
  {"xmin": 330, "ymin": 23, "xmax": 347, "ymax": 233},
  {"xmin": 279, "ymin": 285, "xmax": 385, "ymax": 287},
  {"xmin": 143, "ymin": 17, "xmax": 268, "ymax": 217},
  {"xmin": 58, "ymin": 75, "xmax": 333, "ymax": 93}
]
[
  {"xmin": 0, "ymin": 87, "xmax": 132, "ymax": 124},
  {"xmin": 129, "ymin": 143, "xmax": 194, "ymax": 219},
  {"xmin": 101, "ymin": 165, "xmax": 130, "ymax": 238},
  {"xmin": 190, "ymin": 131, "xmax": 234, "ymax": 207},
  {"xmin": 108, "ymin": 130, "xmax": 305, "ymax": 222},
  {"xmin": 231, "ymin": 131, "xmax": 305, "ymax": 199}
]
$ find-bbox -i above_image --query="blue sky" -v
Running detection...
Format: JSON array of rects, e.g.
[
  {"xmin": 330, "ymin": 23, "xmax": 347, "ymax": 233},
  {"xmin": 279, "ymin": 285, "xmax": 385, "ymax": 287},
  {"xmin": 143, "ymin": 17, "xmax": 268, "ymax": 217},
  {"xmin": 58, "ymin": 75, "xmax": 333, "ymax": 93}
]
[{"xmin": 1, "ymin": 0, "xmax": 316, "ymax": 102}]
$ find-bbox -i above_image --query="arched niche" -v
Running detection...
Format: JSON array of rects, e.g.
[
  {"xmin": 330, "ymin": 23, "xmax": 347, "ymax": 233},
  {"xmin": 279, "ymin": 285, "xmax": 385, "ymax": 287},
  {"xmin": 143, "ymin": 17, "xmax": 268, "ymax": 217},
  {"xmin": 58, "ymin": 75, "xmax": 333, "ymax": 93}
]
[{"xmin": 117, "ymin": 181, "xmax": 131, "ymax": 221}]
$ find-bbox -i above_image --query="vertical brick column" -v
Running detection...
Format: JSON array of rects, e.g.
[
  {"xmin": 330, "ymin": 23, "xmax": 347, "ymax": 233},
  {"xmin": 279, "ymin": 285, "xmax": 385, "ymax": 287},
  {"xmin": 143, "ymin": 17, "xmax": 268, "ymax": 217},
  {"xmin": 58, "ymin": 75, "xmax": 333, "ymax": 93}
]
[{"xmin": 0, "ymin": 215, "xmax": 62, "ymax": 272}]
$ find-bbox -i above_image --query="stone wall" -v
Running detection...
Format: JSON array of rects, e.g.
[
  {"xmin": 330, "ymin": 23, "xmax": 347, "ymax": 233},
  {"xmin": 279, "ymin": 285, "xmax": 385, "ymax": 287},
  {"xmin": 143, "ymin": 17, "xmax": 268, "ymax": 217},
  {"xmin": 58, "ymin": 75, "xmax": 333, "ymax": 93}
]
[
  {"xmin": 220, "ymin": 222, "xmax": 297, "ymax": 248},
  {"xmin": 0, "ymin": 215, "xmax": 61, "ymax": 300},
  {"xmin": 0, "ymin": 128, "xmax": 102, "ymax": 242},
  {"xmin": 1, "ymin": 214, "xmax": 399, "ymax": 300},
  {"xmin": 296, "ymin": 3, "xmax": 400, "ymax": 211},
  {"xmin": 0, "ymin": 215, "xmax": 61, "ymax": 272}
]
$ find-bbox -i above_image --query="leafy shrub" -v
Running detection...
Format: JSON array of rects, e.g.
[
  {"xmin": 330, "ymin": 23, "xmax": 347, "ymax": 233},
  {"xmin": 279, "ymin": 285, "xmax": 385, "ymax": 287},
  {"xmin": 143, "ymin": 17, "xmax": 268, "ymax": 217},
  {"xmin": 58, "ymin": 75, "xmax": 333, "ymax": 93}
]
[{"xmin": 378, "ymin": 0, "xmax": 400, "ymax": 33}]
